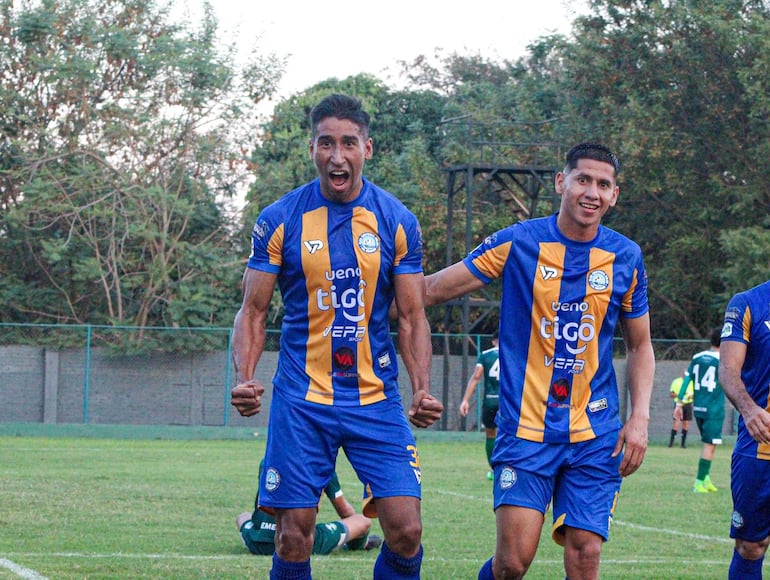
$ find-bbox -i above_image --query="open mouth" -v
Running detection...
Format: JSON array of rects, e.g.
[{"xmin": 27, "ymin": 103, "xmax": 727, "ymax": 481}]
[{"xmin": 330, "ymin": 170, "xmax": 349, "ymax": 188}]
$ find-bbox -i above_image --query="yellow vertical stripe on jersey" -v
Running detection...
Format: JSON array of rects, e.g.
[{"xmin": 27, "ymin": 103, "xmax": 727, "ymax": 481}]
[
  {"xmin": 393, "ymin": 223, "xmax": 408, "ymax": 267},
  {"xmin": 266, "ymin": 224, "xmax": 284, "ymax": 267},
  {"xmin": 742, "ymin": 307, "xmax": 752, "ymax": 342},
  {"xmin": 351, "ymin": 207, "xmax": 386, "ymax": 405},
  {"xmin": 302, "ymin": 207, "xmax": 334, "ymax": 404},
  {"xmin": 568, "ymin": 248, "xmax": 614, "ymax": 441},
  {"xmin": 621, "ymin": 269, "xmax": 638, "ymax": 313},
  {"xmin": 517, "ymin": 242, "xmax": 566, "ymax": 442}
]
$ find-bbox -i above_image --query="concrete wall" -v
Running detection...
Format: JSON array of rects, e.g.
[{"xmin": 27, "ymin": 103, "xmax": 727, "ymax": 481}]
[{"xmin": 0, "ymin": 346, "xmax": 735, "ymax": 440}]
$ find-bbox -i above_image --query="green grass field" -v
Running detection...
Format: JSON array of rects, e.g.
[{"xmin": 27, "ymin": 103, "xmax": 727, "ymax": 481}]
[{"xmin": 0, "ymin": 428, "xmax": 758, "ymax": 579}]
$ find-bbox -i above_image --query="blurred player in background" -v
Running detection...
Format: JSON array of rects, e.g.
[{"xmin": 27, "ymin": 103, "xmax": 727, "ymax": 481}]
[
  {"xmin": 674, "ymin": 327, "xmax": 724, "ymax": 492},
  {"xmin": 668, "ymin": 371, "xmax": 693, "ymax": 448},
  {"xmin": 719, "ymin": 281, "xmax": 770, "ymax": 579},
  {"xmin": 229, "ymin": 93, "xmax": 443, "ymax": 580},
  {"xmin": 237, "ymin": 460, "xmax": 381, "ymax": 556},
  {"xmin": 425, "ymin": 142, "xmax": 654, "ymax": 579},
  {"xmin": 459, "ymin": 331, "xmax": 500, "ymax": 480}
]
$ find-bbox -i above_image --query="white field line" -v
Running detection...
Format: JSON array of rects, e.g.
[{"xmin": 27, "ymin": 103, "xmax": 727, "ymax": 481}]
[
  {"xmin": 429, "ymin": 488, "xmax": 732, "ymax": 544},
  {"xmin": 0, "ymin": 558, "xmax": 48, "ymax": 580},
  {"xmin": 0, "ymin": 553, "xmax": 734, "ymax": 566}
]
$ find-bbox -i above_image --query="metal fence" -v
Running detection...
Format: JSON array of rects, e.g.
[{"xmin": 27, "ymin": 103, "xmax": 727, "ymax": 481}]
[{"xmin": 0, "ymin": 323, "xmax": 718, "ymax": 439}]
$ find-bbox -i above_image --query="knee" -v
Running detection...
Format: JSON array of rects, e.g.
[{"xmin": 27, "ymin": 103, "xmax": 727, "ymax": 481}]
[
  {"xmin": 384, "ymin": 519, "xmax": 422, "ymax": 556},
  {"xmin": 275, "ymin": 526, "xmax": 314, "ymax": 559},
  {"xmin": 493, "ymin": 554, "xmax": 531, "ymax": 579},
  {"xmin": 737, "ymin": 537, "xmax": 770, "ymax": 561}
]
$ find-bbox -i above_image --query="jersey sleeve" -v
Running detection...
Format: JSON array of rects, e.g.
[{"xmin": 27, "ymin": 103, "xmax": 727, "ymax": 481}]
[
  {"xmin": 620, "ymin": 251, "xmax": 649, "ymax": 319},
  {"xmin": 462, "ymin": 228, "xmax": 514, "ymax": 284},
  {"xmin": 392, "ymin": 211, "xmax": 424, "ymax": 276},
  {"xmin": 722, "ymin": 292, "xmax": 752, "ymax": 345},
  {"xmin": 247, "ymin": 208, "xmax": 285, "ymax": 274}
]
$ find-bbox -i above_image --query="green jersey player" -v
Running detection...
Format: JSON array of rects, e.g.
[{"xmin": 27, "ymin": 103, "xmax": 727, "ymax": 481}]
[
  {"xmin": 676, "ymin": 328, "xmax": 724, "ymax": 492},
  {"xmin": 459, "ymin": 332, "xmax": 500, "ymax": 480}
]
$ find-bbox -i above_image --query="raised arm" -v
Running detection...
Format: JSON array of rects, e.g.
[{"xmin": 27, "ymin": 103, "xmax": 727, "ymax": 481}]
[
  {"xmin": 394, "ymin": 272, "xmax": 443, "ymax": 428},
  {"xmin": 614, "ymin": 313, "xmax": 655, "ymax": 477}
]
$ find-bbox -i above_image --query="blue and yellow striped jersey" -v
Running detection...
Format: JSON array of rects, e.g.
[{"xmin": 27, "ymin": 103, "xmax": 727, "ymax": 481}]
[
  {"xmin": 248, "ymin": 177, "xmax": 423, "ymax": 406},
  {"xmin": 463, "ymin": 214, "xmax": 649, "ymax": 443},
  {"xmin": 721, "ymin": 280, "xmax": 770, "ymax": 460}
]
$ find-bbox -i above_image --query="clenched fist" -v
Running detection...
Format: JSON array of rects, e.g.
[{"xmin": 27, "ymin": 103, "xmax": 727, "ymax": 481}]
[
  {"xmin": 408, "ymin": 390, "xmax": 444, "ymax": 428},
  {"xmin": 230, "ymin": 380, "xmax": 265, "ymax": 417}
]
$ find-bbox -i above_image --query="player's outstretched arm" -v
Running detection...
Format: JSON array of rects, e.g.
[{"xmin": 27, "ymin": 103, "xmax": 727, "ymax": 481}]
[{"xmin": 425, "ymin": 262, "xmax": 484, "ymax": 307}]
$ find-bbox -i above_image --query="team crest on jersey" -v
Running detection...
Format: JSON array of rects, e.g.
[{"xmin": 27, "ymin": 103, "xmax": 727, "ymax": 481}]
[
  {"xmin": 721, "ymin": 322, "xmax": 733, "ymax": 338},
  {"xmin": 357, "ymin": 232, "xmax": 379, "ymax": 254},
  {"xmin": 500, "ymin": 466, "xmax": 517, "ymax": 489},
  {"xmin": 588, "ymin": 270, "xmax": 610, "ymax": 291},
  {"xmin": 265, "ymin": 467, "xmax": 280, "ymax": 492}
]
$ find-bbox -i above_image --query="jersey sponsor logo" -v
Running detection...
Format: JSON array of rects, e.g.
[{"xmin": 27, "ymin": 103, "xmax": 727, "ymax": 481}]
[
  {"xmin": 540, "ymin": 302, "xmax": 596, "ymax": 356},
  {"xmin": 539, "ymin": 265, "xmax": 559, "ymax": 280},
  {"xmin": 377, "ymin": 352, "xmax": 392, "ymax": 369},
  {"xmin": 550, "ymin": 378, "xmax": 570, "ymax": 401},
  {"xmin": 721, "ymin": 322, "xmax": 733, "ymax": 338},
  {"xmin": 265, "ymin": 467, "xmax": 280, "ymax": 492},
  {"xmin": 303, "ymin": 239, "xmax": 324, "ymax": 254},
  {"xmin": 764, "ymin": 320, "xmax": 770, "ymax": 332},
  {"xmin": 588, "ymin": 269, "xmax": 610, "ymax": 291},
  {"xmin": 500, "ymin": 466, "xmax": 517, "ymax": 489},
  {"xmin": 333, "ymin": 346, "xmax": 355, "ymax": 371},
  {"xmin": 253, "ymin": 220, "xmax": 268, "ymax": 239},
  {"xmin": 588, "ymin": 398, "xmax": 608, "ymax": 412},
  {"xmin": 259, "ymin": 521, "xmax": 276, "ymax": 531},
  {"xmin": 317, "ymin": 280, "xmax": 366, "ymax": 323},
  {"xmin": 357, "ymin": 232, "xmax": 379, "ymax": 254},
  {"xmin": 323, "ymin": 325, "xmax": 365, "ymax": 341},
  {"xmin": 544, "ymin": 355, "xmax": 586, "ymax": 374}
]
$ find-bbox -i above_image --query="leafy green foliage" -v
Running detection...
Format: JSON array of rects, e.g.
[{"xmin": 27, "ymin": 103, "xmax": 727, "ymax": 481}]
[{"xmin": 0, "ymin": 0, "xmax": 283, "ymax": 344}]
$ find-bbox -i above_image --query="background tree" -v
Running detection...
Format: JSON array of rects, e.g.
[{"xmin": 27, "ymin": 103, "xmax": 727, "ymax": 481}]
[{"xmin": 0, "ymin": 0, "xmax": 284, "ymax": 347}]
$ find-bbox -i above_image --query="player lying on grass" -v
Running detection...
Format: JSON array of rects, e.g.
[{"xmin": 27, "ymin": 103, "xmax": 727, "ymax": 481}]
[{"xmin": 237, "ymin": 460, "xmax": 382, "ymax": 555}]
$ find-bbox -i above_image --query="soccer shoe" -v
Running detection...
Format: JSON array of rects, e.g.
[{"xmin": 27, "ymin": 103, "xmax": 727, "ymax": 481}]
[
  {"xmin": 703, "ymin": 476, "xmax": 718, "ymax": 492},
  {"xmin": 692, "ymin": 480, "xmax": 709, "ymax": 493},
  {"xmin": 487, "ymin": 471, "xmax": 494, "ymax": 481},
  {"xmin": 364, "ymin": 534, "xmax": 383, "ymax": 551}
]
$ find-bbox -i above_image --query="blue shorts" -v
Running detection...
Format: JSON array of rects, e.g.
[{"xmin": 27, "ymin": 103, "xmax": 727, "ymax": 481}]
[
  {"xmin": 491, "ymin": 429, "xmax": 622, "ymax": 544},
  {"xmin": 259, "ymin": 389, "xmax": 422, "ymax": 511},
  {"xmin": 730, "ymin": 452, "xmax": 770, "ymax": 541}
]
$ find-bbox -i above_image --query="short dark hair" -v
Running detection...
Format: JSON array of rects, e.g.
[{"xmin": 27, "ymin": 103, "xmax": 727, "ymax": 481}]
[
  {"xmin": 710, "ymin": 327, "xmax": 721, "ymax": 347},
  {"xmin": 310, "ymin": 94, "xmax": 370, "ymax": 138},
  {"xmin": 564, "ymin": 142, "xmax": 620, "ymax": 177}
]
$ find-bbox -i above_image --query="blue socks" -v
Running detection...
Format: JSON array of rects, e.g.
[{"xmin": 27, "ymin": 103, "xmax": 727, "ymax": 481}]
[
  {"xmin": 373, "ymin": 542, "xmax": 423, "ymax": 579},
  {"xmin": 478, "ymin": 557, "xmax": 494, "ymax": 579},
  {"xmin": 729, "ymin": 548, "xmax": 763, "ymax": 579},
  {"xmin": 269, "ymin": 553, "xmax": 311, "ymax": 579}
]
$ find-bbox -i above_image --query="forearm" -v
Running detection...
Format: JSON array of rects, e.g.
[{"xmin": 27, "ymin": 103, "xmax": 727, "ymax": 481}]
[
  {"xmin": 625, "ymin": 341, "xmax": 655, "ymax": 421},
  {"xmin": 398, "ymin": 313, "xmax": 432, "ymax": 395},
  {"xmin": 232, "ymin": 306, "xmax": 267, "ymax": 383}
]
